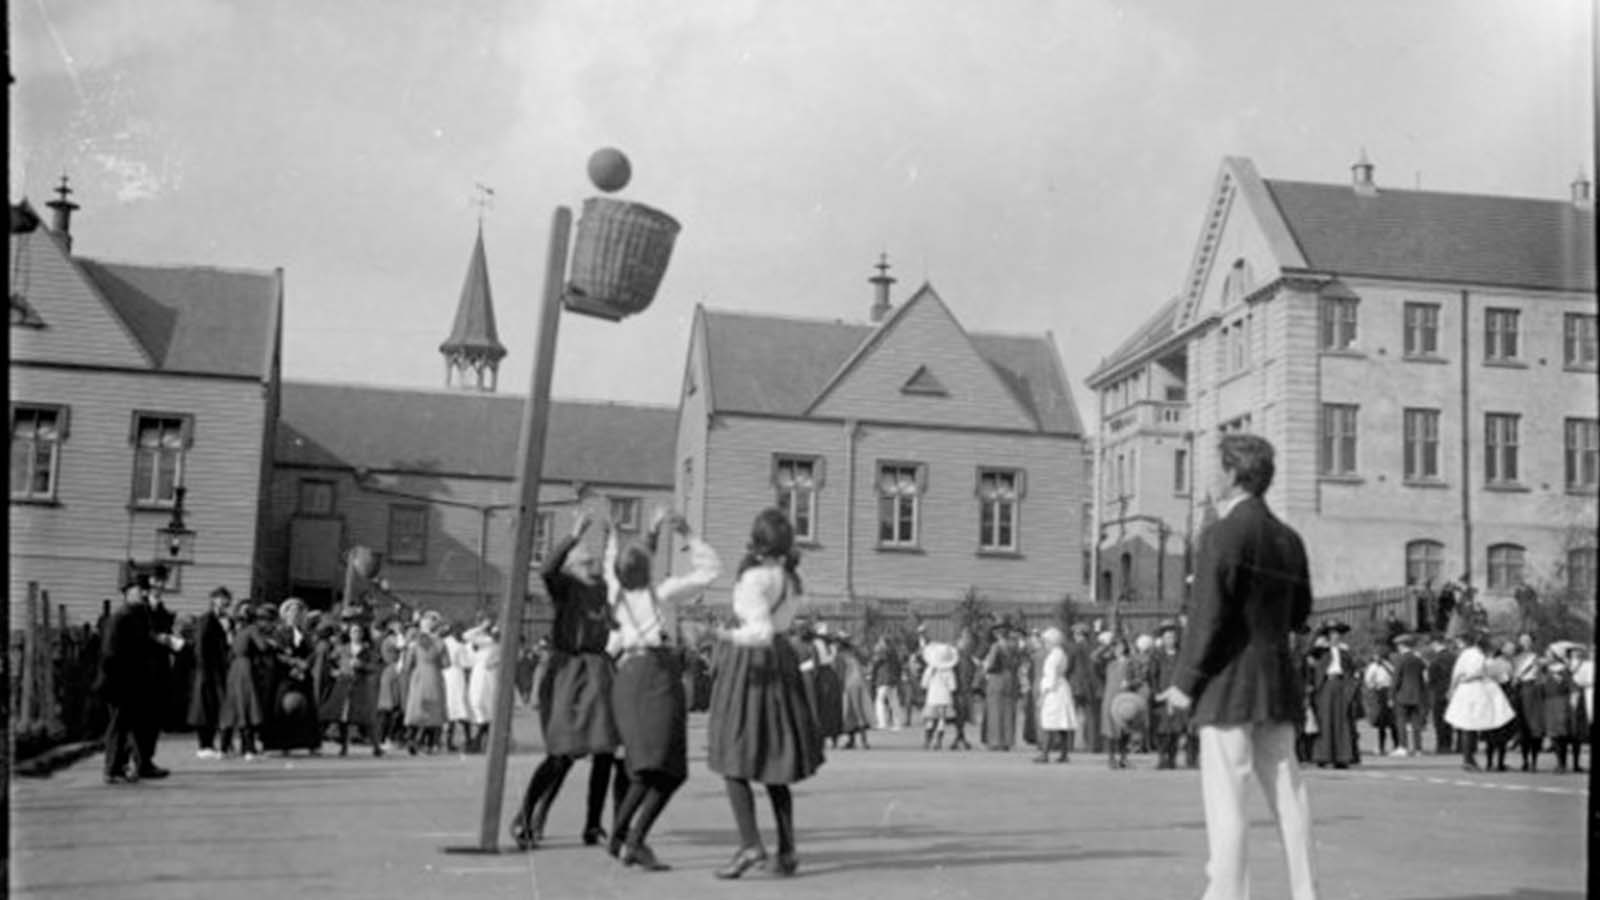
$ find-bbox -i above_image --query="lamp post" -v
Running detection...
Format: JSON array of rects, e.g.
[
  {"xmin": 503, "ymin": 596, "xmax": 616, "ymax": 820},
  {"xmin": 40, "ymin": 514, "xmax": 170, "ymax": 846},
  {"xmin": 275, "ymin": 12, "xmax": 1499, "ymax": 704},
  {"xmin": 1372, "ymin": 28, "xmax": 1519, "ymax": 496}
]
[{"xmin": 473, "ymin": 149, "xmax": 679, "ymax": 852}]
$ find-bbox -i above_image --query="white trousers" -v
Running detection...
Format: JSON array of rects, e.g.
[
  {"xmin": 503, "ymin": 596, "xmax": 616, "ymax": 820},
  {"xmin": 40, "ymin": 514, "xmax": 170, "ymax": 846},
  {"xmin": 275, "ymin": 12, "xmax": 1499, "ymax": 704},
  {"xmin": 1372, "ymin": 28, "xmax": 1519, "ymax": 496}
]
[
  {"xmin": 1197, "ymin": 723, "xmax": 1319, "ymax": 900},
  {"xmin": 874, "ymin": 685, "xmax": 904, "ymax": 730}
]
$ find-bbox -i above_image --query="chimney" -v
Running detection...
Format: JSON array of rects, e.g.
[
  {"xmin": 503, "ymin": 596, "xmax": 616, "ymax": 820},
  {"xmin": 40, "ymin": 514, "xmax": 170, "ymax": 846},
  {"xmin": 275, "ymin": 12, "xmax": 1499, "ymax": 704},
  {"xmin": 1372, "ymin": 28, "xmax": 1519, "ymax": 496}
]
[
  {"xmin": 868, "ymin": 252, "xmax": 895, "ymax": 323},
  {"xmin": 45, "ymin": 174, "xmax": 79, "ymax": 251},
  {"xmin": 1351, "ymin": 149, "xmax": 1377, "ymax": 197},
  {"xmin": 1572, "ymin": 169, "xmax": 1593, "ymax": 209}
]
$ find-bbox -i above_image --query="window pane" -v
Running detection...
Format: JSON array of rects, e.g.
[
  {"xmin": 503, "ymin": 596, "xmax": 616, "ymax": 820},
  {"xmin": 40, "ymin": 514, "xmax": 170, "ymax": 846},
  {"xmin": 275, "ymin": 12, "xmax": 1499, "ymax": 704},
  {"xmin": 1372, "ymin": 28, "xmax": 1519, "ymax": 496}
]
[
  {"xmin": 10, "ymin": 439, "xmax": 31, "ymax": 494},
  {"xmin": 879, "ymin": 497, "xmax": 895, "ymax": 541},
  {"xmin": 134, "ymin": 451, "xmax": 155, "ymax": 501},
  {"xmin": 156, "ymin": 451, "xmax": 177, "ymax": 500}
]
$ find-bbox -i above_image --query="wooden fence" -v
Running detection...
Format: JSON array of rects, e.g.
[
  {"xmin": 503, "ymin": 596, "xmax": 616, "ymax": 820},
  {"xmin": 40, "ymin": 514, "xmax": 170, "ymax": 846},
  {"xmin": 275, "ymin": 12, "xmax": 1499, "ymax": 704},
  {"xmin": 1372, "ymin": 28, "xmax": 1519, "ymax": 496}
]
[{"xmin": 9, "ymin": 583, "xmax": 107, "ymax": 752}]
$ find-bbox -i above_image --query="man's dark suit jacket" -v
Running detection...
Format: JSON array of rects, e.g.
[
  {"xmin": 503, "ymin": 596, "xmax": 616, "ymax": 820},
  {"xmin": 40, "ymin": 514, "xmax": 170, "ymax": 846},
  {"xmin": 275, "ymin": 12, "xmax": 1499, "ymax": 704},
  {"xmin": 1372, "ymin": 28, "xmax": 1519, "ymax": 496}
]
[
  {"xmin": 1174, "ymin": 494, "xmax": 1312, "ymax": 727},
  {"xmin": 1393, "ymin": 653, "xmax": 1428, "ymax": 706}
]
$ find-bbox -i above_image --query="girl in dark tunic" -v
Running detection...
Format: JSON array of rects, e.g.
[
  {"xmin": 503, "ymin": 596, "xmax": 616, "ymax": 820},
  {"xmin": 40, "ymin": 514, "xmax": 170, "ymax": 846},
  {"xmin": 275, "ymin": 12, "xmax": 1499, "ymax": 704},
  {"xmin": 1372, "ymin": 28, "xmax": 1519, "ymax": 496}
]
[
  {"xmin": 218, "ymin": 604, "xmax": 270, "ymax": 759},
  {"xmin": 602, "ymin": 510, "xmax": 721, "ymax": 871},
  {"xmin": 707, "ymin": 508, "xmax": 824, "ymax": 880},
  {"xmin": 511, "ymin": 510, "xmax": 627, "ymax": 851},
  {"xmin": 810, "ymin": 626, "xmax": 845, "ymax": 748},
  {"xmin": 836, "ymin": 634, "xmax": 874, "ymax": 749},
  {"xmin": 1540, "ymin": 659, "xmax": 1578, "ymax": 773}
]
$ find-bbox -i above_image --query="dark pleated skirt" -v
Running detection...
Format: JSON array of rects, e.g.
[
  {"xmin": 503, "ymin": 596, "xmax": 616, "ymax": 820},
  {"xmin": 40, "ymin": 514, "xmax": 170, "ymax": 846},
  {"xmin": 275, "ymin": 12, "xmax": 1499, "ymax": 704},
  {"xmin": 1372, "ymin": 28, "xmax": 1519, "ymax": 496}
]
[
  {"xmin": 813, "ymin": 666, "xmax": 844, "ymax": 738},
  {"xmin": 218, "ymin": 659, "xmax": 264, "ymax": 729},
  {"xmin": 613, "ymin": 649, "xmax": 687, "ymax": 779},
  {"xmin": 707, "ymin": 639, "xmax": 825, "ymax": 785},
  {"xmin": 982, "ymin": 674, "xmax": 1016, "ymax": 748},
  {"xmin": 840, "ymin": 678, "xmax": 874, "ymax": 732},
  {"xmin": 1312, "ymin": 678, "xmax": 1360, "ymax": 765},
  {"xmin": 1514, "ymin": 682, "xmax": 1545, "ymax": 738},
  {"xmin": 539, "ymin": 650, "xmax": 620, "ymax": 757}
]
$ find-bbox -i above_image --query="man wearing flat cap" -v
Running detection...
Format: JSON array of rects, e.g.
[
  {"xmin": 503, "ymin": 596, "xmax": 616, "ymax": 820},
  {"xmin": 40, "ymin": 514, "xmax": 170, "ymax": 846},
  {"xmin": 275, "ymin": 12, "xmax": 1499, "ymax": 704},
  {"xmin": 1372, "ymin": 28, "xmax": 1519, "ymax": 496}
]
[
  {"xmin": 96, "ymin": 568, "xmax": 181, "ymax": 784},
  {"xmin": 1391, "ymin": 634, "xmax": 1428, "ymax": 757},
  {"xmin": 1156, "ymin": 434, "xmax": 1318, "ymax": 900}
]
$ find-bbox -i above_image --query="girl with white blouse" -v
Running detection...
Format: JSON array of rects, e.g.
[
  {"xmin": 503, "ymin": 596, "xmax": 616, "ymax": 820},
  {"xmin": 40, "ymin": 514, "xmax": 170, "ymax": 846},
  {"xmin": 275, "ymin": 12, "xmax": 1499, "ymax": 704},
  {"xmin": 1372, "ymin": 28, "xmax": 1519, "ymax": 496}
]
[
  {"xmin": 600, "ymin": 509, "xmax": 721, "ymax": 871},
  {"xmin": 705, "ymin": 508, "xmax": 825, "ymax": 879},
  {"xmin": 1444, "ymin": 632, "xmax": 1515, "ymax": 772}
]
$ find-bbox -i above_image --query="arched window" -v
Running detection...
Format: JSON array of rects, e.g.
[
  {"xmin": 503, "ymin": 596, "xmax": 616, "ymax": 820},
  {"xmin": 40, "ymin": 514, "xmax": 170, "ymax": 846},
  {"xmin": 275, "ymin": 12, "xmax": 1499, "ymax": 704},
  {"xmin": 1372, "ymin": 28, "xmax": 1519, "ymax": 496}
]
[
  {"xmin": 1569, "ymin": 547, "xmax": 1597, "ymax": 597},
  {"xmin": 1405, "ymin": 540, "xmax": 1444, "ymax": 587},
  {"xmin": 1486, "ymin": 543, "xmax": 1526, "ymax": 591},
  {"xmin": 1119, "ymin": 551, "xmax": 1133, "ymax": 601}
]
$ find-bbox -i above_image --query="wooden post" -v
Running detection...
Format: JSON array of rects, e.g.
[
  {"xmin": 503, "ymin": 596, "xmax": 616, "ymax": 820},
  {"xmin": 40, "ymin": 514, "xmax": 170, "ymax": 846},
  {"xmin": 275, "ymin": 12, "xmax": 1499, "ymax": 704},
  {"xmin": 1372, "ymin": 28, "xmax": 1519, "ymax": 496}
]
[
  {"xmin": 39, "ymin": 591, "xmax": 56, "ymax": 731},
  {"xmin": 20, "ymin": 582, "xmax": 38, "ymax": 727},
  {"xmin": 477, "ymin": 206, "xmax": 571, "ymax": 852}
]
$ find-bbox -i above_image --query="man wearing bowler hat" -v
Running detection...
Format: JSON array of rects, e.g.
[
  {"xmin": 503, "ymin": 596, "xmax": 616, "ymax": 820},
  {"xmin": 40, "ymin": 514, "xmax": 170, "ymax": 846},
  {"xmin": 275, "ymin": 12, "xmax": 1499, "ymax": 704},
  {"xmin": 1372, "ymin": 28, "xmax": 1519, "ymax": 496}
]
[
  {"xmin": 96, "ymin": 567, "xmax": 181, "ymax": 784},
  {"xmin": 1157, "ymin": 434, "xmax": 1318, "ymax": 900}
]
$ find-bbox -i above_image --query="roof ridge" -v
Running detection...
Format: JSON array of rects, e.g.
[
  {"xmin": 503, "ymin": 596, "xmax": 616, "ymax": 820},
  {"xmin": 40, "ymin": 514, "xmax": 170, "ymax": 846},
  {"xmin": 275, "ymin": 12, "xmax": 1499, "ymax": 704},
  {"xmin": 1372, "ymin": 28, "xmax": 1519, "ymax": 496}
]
[
  {"xmin": 1263, "ymin": 177, "xmax": 1591, "ymax": 208},
  {"xmin": 700, "ymin": 305, "xmax": 872, "ymax": 328},
  {"xmin": 280, "ymin": 379, "xmax": 675, "ymax": 410},
  {"xmin": 79, "ymin": 256, "xmax": 282, "ymax": 279}
]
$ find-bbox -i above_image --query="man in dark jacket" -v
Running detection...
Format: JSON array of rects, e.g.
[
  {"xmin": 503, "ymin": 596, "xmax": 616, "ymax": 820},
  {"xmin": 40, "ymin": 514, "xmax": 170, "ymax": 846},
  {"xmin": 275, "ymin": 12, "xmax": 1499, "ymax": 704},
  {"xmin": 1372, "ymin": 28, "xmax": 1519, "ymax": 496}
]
[
  {"xmin": 187, "ymin": 586, "xmax": 233, "ymax": 758},
  {"xmin": 1391, "ymin": 634, "xmax": 1428, "ymax": 757},
  {"xmin": 1426, "ymin": 638, "xmax": 1457, "ymax": 754},
  {"xmin": 97, "ymin": 571, "xmax": 180, "ymax": 784},
  {"xmin": 1158, "ymin": 435, "xmax": 1317, "ymax": 900},
  {"xmin": 1066, "ymin": 623, "xmax": 1101, "ymax": 753}
]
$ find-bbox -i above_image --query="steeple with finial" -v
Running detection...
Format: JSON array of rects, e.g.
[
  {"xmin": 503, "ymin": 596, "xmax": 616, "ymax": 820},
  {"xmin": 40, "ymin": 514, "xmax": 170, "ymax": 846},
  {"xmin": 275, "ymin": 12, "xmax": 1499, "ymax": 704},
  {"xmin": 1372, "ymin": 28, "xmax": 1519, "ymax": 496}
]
[{"xmin": 440, "ymin": 191, "xmax": 508, "ymax": 391}]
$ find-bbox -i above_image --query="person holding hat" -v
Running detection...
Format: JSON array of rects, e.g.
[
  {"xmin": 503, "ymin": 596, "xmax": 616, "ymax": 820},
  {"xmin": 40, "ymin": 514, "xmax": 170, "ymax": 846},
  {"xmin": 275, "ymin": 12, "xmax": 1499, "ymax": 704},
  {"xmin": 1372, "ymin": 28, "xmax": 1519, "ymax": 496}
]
[
  {"xmin": 835, "ymin": 631, "xmax": 874, "ymax": 750},
  {"xmin": 1391, "ymin": 634, "xmax": 1428, "ymax": 757},
  {"xmin": 1309, "ymin": 619, "xmax": 1360, "ymax": 769},
  {"xmin": 1148, "ymin": 621, "xmax": 1194, "ymax": 770},
  {"xmin": 263, "ymin": 597, "xmax": 323, "ymax": 756},
  {"xmin": 96, "ymin": 571, "xmax": 181, "ymax": 783},
  {"xmin": 1153, "ymin": 433, "xmax": 1318, "ymax": 900},
  {"xmin": 1360, "ymin": 641, "xmax": 1400, "ymax": 757},
  {"xmin": 920, "ymin": 640, "xmax": 961, "ymax": 751},
  {"xmin": 1539, "ymin": 656, "xmax": 1579, "ymax": 774}
]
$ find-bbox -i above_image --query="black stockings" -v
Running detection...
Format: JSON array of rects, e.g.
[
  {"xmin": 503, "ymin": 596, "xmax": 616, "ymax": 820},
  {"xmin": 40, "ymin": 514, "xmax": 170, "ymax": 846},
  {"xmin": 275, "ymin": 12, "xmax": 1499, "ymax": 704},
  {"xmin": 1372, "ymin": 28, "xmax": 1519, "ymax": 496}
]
[
  {"xmin": 614, "ymin": 771, "xmax": 685, "ymax": 849},
  {"xmin": 723, "ymin": 777, "xmax": 795, "ymax": 854}
]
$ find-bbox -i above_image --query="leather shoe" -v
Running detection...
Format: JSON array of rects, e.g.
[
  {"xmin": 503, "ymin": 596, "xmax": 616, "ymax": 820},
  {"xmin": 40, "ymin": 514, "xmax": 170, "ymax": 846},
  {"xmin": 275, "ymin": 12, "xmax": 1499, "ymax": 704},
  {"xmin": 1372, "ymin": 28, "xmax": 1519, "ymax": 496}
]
[
  {"xmin": 714, "ymin": 845, "xmax": 767, "ymax": 879},
  {"xmin": 136, "ymin": 766, "xmax": 171, "ymax": 780},
  {"xmin": 620, "ymin": 843, "xmax": 671, "ymax": 871},
  {"xmin": 582, "ymin": 826, "xmax": 607, "ymax": 846},
  {"xmin": 607, "ymin": 829, "xmax": 627, "ymax": 859},
  {"xmin": 768, "ymin": 852, "xmax": 798, "ymax": 877}
]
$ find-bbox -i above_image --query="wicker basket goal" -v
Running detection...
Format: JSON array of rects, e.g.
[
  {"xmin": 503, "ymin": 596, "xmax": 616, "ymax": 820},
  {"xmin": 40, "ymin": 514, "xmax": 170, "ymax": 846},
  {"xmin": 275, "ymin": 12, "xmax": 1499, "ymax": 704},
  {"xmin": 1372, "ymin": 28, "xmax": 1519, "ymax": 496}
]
[{"xmin": 563, "ymin": 198, "xmax": 681, "ymax": 321}]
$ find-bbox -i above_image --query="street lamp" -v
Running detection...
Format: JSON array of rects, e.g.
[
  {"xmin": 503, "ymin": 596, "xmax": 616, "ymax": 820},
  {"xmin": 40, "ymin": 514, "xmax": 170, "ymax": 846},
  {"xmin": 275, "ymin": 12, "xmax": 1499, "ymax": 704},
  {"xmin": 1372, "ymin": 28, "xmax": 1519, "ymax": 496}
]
[
  {"xmin": 154, "ymin": 485, "xmax": 197, "ymax": 567},
  {"xmin": 473, "ymin": 148, "xmax": 679, "ymax": 853}
]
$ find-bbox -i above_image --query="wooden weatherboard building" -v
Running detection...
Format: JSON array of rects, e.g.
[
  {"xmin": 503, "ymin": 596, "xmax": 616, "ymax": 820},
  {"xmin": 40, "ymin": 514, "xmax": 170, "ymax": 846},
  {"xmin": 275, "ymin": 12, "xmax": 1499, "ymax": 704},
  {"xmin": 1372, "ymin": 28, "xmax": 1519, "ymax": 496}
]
[
  {"xmin": 9, "ymin": 191, "xmax": 284, "ymax": 628},
  {"xmin": 672, "ymin": 263, "xmax": 1089, "ymax": 618}
]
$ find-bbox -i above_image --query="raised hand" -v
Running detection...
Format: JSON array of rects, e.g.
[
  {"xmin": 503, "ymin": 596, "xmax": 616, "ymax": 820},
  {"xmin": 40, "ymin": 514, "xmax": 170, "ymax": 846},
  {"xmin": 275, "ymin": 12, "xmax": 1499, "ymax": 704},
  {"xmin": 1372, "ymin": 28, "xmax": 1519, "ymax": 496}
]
[{"xmin": 570, "ymin": 509, "xmax": 593, "ymax": 538}]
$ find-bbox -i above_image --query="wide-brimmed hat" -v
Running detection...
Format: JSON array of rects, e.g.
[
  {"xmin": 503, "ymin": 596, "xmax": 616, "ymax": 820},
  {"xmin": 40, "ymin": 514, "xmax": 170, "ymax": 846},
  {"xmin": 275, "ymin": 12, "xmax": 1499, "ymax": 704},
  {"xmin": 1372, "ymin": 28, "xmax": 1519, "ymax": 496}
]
[
  {"xmin": 1069, "ymin": 622, "xmax": 1091, "ymax": 635},
  {"xmin": 1391, "ymin": 633, "xmax": 1418, "ymax": 648},
  {"xmin": 1155, "ymin": 620, "xmax": 1181, "ymax": 637},
  {"xmin": 1316, "ymin": 619, "xmax": 1352, "ymax": 637},
  {"xmin": 1109, "ymin": 690, "xmax": 1147, "ymax": 727},
  {"xmin": 922, "ymin": 642, "xmax": 959, "ymax": 670}
]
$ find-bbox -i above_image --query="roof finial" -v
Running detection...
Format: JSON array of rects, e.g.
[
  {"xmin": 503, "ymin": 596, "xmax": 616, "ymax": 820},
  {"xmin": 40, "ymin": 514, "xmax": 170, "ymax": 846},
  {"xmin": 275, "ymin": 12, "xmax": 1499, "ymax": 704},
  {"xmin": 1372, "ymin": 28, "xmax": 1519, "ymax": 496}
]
[
  {"xmin": 472, "ymin": 182, "xmax": 495, "ymax": 227},
  {"xmin": 46, "ymin": 172, "xmax": 80, "ymax": 250},
  {"xmin": 1573, "ymin": 167, "xmax": 1593, "ymax": 209},
  {"xmin": 1351, "ymin": 149, "xmax": 1377, "ymax": 196},
  {"xmin": 869, "ymin": 251, "xmax": 896, "ymax": 324}
]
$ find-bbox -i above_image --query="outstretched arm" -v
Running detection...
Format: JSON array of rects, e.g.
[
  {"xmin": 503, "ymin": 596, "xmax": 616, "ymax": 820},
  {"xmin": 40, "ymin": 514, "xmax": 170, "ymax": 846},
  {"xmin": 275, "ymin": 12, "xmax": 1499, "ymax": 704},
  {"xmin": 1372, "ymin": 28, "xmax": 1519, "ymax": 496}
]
[{"xmin": 655, "ymin": 516, "xmax": 721, "ymax": 605}]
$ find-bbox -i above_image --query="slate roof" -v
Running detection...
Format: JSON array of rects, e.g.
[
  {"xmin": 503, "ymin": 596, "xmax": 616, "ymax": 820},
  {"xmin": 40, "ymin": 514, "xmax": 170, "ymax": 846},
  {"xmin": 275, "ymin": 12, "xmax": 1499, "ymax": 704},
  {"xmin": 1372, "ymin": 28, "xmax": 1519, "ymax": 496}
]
[
  {"xmin": 700, "ymin": 308, "xmax": 1083, "ymax": 435},
  {"xmin": 276, "ymin": 381, "xmax": 677, "ymax": 486},
  {"xmin": 77, "ymin": 259, "xmax": 280, "ymax": 379},
  {"xmin": 439, "ymin": 229, "xmax": 506, "ymax": 360},
  {"xmin": 1086, "ymin": 296, "xmax": 1181, "ymax": 386},
  {"xmin": 1265, "ymin": 180, "xmax": 1596, "ymax": 292}
]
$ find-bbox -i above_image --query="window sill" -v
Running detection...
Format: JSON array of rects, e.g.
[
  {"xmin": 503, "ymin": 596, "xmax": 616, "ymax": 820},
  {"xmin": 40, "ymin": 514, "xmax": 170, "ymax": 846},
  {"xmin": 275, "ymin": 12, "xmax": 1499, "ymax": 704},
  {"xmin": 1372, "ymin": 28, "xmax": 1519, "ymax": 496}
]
[
  {"xmin": 1403, "ymin": 354, "xmax": 1450, "ymax": 365},
  {"xmin": 1483, "ymin": 483, "xmax": 1530, "ymax": 493},
  {"xmin": 1402, "ymin": 479, "xmax": 1450, "ymax": 490},
  {"xmin": 128, "ymin": 502, "xmax": 177, "ymax": 512},
  {"xmin": 977, "ymin": 549, "xmax": 1024, "ymax": 559},
  {"xmin": 1319, "ymin": 348, "xmax": 1365, "ymax": 359},
  {"xmin": 1317, "ymin": 474, "xmax": 1365, "ymax": 485},
  {"xmin": 1567, "ymin": 486, "xmax": 1599, "ymax": 496},
  {"xmin": 1483, "ymin": 359, "xmax": 1528, "ymax": 370},
  {"xmin": 1564, "ymin": 364, "xmax": 1598, "ymax": 374},
  {"xmin": 795, "ymin": 538, "xmax": 823, "ymax": 550},
  {"xmin": 10, "ymin": 496, "xmax": 61, "ymax": 507},
  {"xmin": 876, "ymin": 544, "xmax": 925, "ymax": 555}
]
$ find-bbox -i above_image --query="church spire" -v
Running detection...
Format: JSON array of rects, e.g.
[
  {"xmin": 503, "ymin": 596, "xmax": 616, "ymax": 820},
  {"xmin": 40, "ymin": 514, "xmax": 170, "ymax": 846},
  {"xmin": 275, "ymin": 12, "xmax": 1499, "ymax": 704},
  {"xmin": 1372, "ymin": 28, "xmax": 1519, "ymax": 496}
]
[{"xmin": 440, "ymin": 224, "xmax": 508, "ymax": 391}]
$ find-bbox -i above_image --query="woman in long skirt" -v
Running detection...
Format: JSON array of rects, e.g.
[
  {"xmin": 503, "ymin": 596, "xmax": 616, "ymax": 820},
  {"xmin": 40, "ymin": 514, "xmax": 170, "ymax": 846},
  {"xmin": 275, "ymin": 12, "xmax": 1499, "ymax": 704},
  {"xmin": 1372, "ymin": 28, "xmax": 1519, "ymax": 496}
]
[
  {"xmin": 464, "ymin": 619, "xmax": 500, "ymax": 753},
  {"xmin": 443, "ymin": 624, "xmax": 473, "ymax": 753},
  {"xmin": 707, "ymin": 508, "xmax": 824, "ymax": 879},
  {"xmin": 218, "ymin": 604, "xmax": 270, "ymax": 759},
  {"xmin": 810, "ymin": 626, "xmax": 845, "ymax": 748},
  {"xmin": 403, "ymin": 611, "xmax": 450, "ymax": 754},
  {"xmin": 981, "ymin": 626, "xmax": 1018, "ymax": 751},
  {"xmin": 602, "ymin": 510, "xmax": 721, "ymax": 871},
  {"xmin": 319, "ymin": 621, "xmax": 382, "ymax": 756},
  {"xmin": 836, "ymin": 634, "xmax": 874, "ymax": 749},
  {"xmin": 1310, "ymin": 620, "xmax": 1361, "ymax": 768},
  {"xmin": 375, "ymin": 622, "xmax": 407, "ymax": 751},
  {"xmin": 263, "ymin": 598, "xmax": 322, "ymax": 755}
]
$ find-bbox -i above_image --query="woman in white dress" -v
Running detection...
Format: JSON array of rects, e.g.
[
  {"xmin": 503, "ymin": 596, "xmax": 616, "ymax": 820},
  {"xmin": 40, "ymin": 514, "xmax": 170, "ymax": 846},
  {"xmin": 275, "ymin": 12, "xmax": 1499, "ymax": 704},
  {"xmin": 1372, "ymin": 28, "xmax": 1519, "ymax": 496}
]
[
  {"xmin": 442, "ymin": 625, "xmax": 473, "ymax": 753},
  {"xmin": 1035, "ymin": 627, "xmax": 1078, "ymax": 764},
  {"xmin": 464, "ymin": 619, "xmax": 500, "ymax": 753},
  {"xmin": 1444, "ymin": 632, "xmax": 1515, "ymax": 772}
]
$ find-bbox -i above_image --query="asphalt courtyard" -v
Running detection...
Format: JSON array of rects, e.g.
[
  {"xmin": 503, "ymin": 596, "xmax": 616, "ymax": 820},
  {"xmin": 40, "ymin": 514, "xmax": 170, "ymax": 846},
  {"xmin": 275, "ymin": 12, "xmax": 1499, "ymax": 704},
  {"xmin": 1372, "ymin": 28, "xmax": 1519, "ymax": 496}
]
[{"xmin": 10, "ymin": 706, "xmax": 1589, "ymax": 900}]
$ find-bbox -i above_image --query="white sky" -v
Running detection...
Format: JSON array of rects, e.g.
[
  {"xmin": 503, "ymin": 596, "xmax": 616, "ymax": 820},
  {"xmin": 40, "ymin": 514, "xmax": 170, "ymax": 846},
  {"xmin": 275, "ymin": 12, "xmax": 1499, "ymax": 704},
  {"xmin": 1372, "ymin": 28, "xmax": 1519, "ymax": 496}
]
[{"xmin": 9, "ymin": 1, "xmax": 1593, "ymax": 431}]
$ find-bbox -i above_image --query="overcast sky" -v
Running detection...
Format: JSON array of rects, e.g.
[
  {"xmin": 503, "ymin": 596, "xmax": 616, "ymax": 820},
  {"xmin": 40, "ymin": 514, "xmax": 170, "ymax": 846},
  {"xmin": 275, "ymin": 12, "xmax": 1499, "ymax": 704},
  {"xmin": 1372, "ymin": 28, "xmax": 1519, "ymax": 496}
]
[{"xmin": 10, "ymin": 1, "xmax": 1593, "ymax": 431}]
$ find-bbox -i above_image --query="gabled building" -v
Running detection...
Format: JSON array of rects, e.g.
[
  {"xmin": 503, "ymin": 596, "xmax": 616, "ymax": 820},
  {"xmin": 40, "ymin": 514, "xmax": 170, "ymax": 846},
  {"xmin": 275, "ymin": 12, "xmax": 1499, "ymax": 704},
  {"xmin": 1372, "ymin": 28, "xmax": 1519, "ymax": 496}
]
[
  {"xmin": 9, "ymin": 184, "xmax": 283, "ymax": 626},
  {"xmin": 260, "ymin": 227, "xmax": 676, "ymax": 623},
  {"xmin": 1088, "ymin": 155, "xmax": 1598, "ymax": 605},
  {"xmin": 672, "ymin": 261, "xmax": 1088, "ymax": 615}
]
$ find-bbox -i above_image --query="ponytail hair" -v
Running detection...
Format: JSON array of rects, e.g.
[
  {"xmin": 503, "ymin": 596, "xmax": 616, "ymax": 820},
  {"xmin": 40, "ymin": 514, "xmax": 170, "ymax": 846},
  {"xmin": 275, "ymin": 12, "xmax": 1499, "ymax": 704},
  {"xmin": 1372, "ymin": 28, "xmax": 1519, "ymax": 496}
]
[{"xmin": 737, "ymin": 507, "xmax": 804, "ymax": 595}]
